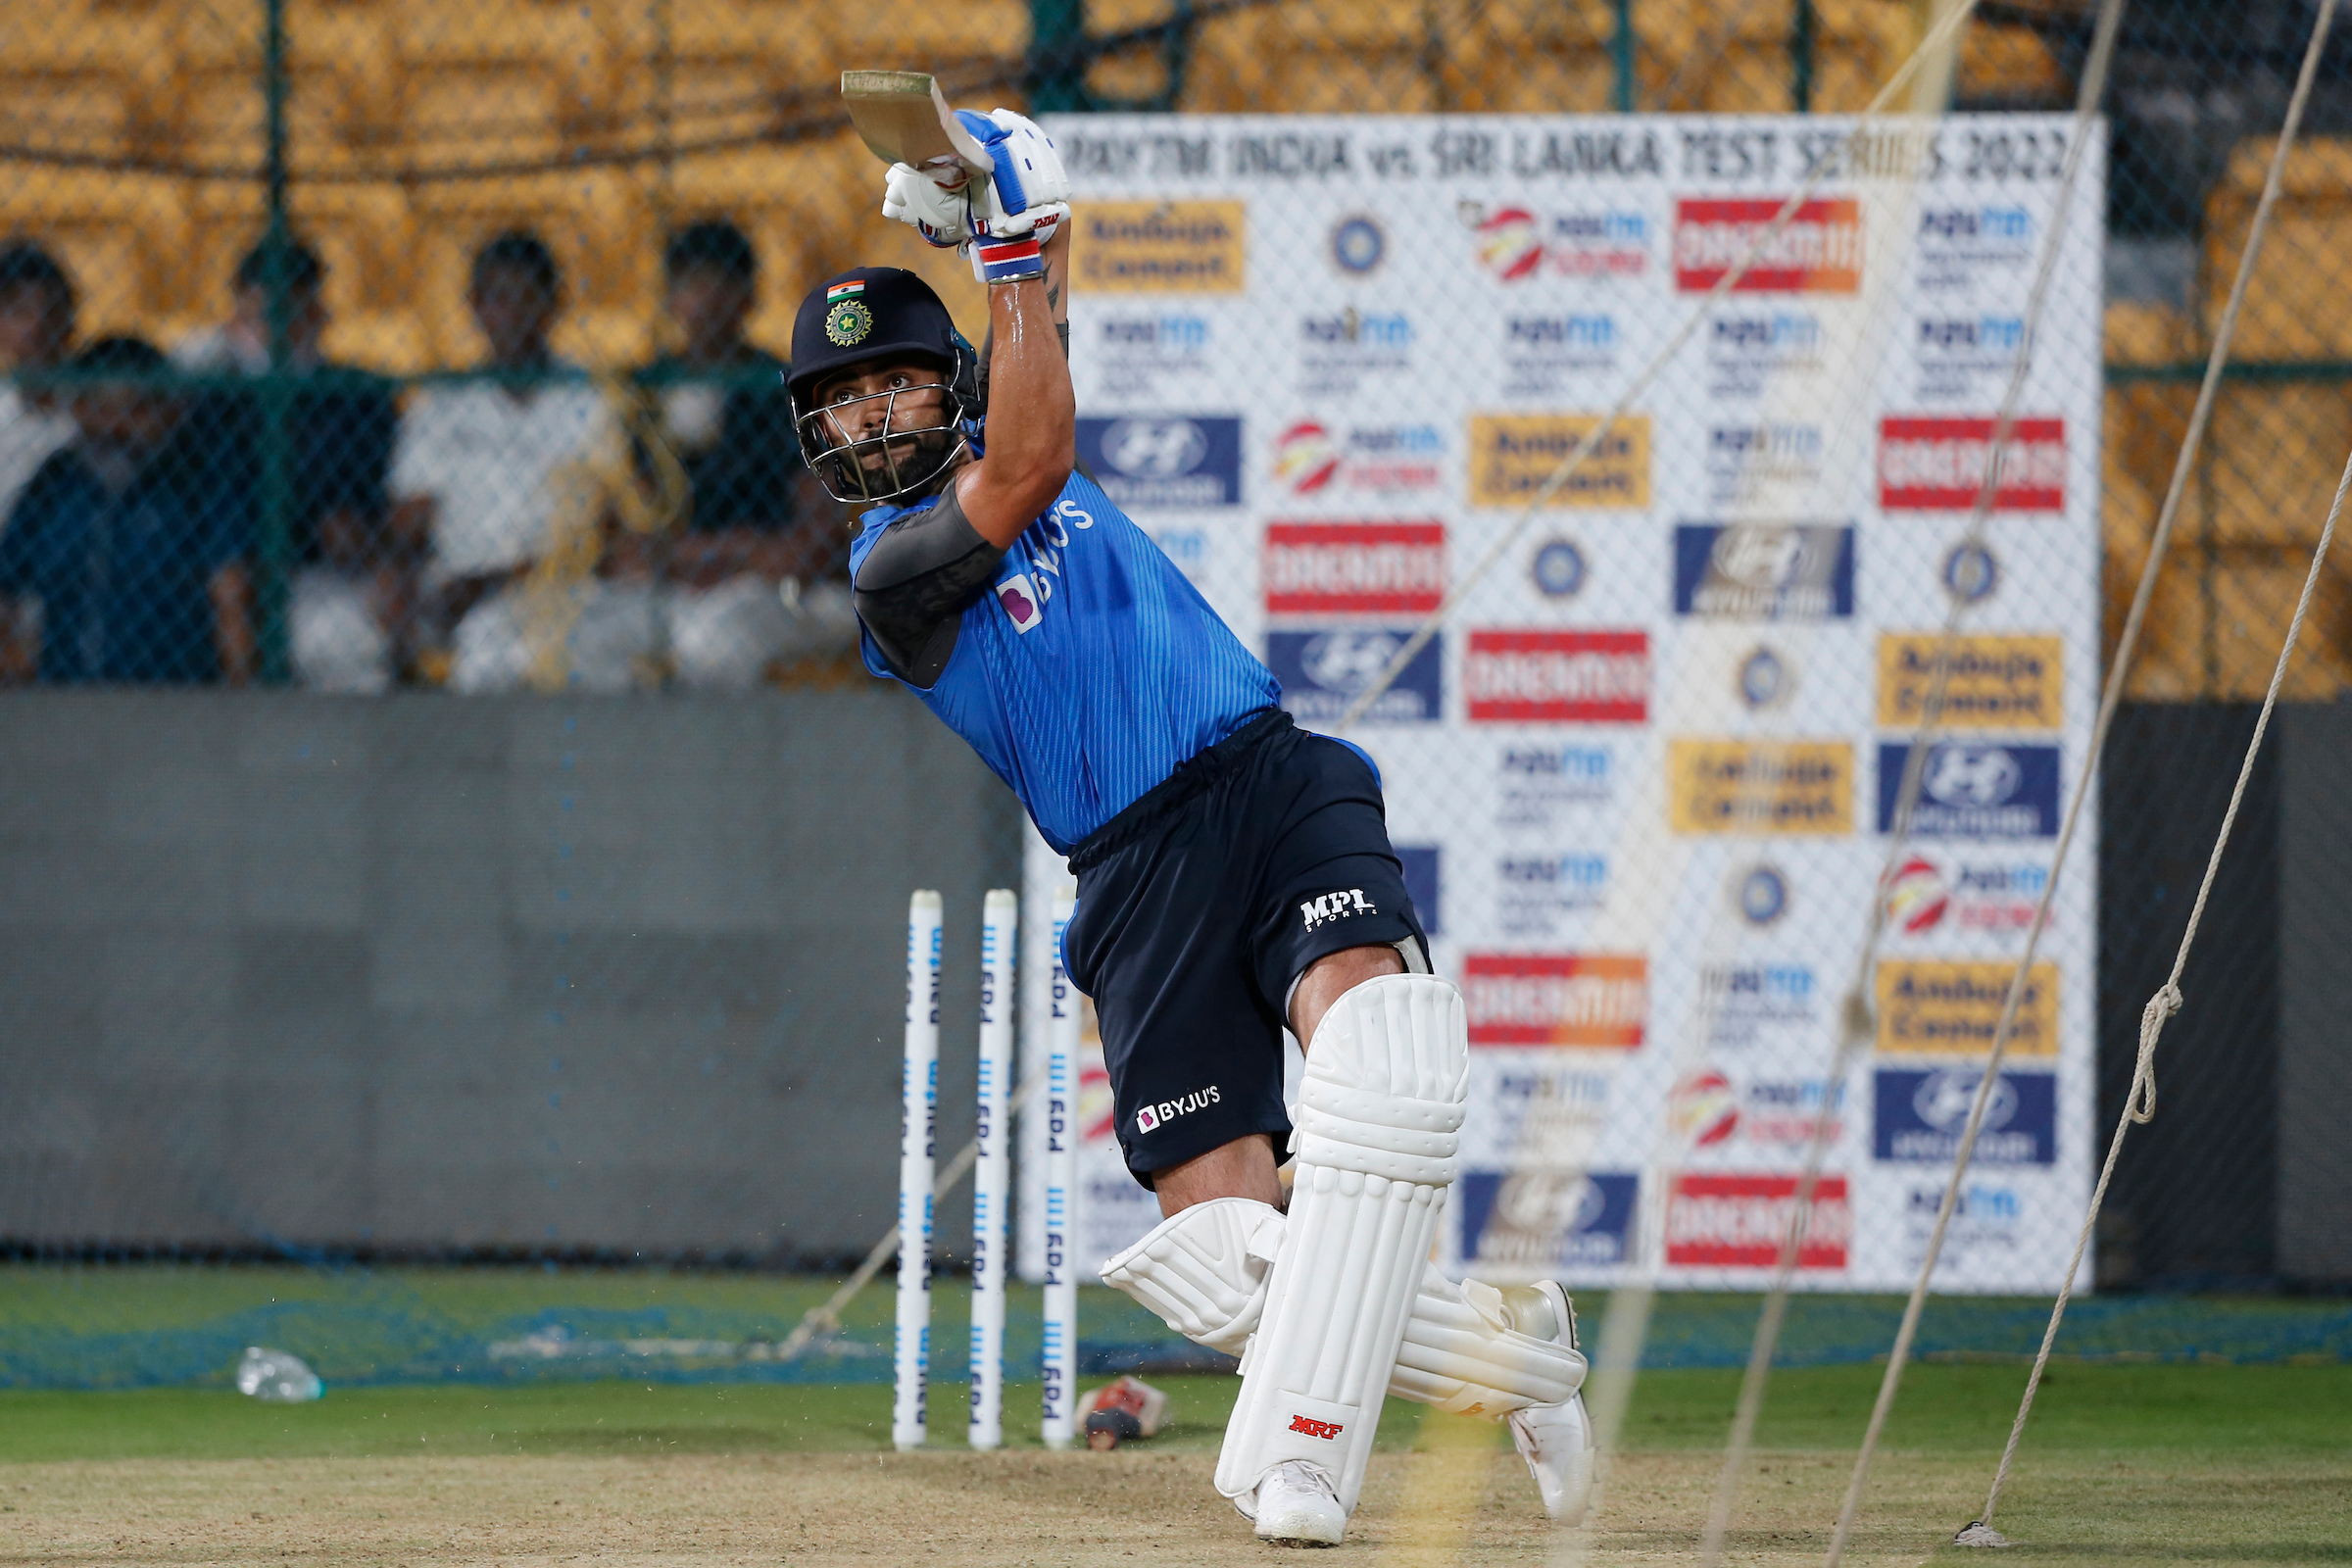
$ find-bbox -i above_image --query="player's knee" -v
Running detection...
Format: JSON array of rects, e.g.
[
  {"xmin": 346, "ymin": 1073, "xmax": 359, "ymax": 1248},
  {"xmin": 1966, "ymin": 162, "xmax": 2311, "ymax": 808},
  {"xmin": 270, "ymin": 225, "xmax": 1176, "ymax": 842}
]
[{"xmin": 1291, "ymin": 945, "xmax": 1409, "ymax": 1047}]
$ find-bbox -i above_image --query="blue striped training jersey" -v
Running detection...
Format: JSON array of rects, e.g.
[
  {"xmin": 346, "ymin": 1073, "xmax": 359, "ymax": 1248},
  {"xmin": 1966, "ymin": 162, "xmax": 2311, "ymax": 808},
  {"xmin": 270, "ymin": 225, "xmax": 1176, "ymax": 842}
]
[{"xmin": 849, "ymin": 470, "xmax": 1280, "ymax": 854}]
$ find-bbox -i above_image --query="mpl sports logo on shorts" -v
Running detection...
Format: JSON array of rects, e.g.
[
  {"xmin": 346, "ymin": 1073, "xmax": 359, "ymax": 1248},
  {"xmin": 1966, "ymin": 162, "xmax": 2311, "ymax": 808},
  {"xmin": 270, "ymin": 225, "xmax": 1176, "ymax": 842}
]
[
  {"xmin": 1674, "ymin": 198, "xmax": 1862, "ymax": 293},
  {"xmin": 1877, "ymin": 741, "xmax": 2061, "ymax": 839},
  {"xmin": 1133, "ymin": 1083, "xmax": 1222, "ymax": 1135},
  {"xmin": 1879, "ymin": 416, "xmax": 2066, "ymax": 511},
  {"xmin": 1075, "ymin": 416, "xmax": 1242, "ymax": 509},
  {"xmin": 1875, "ymin": 1066, "xmax": 2056, "ymax": 1166},
  {"xmin": 1665, "ymin": 1173, "xmax": 1852, "ymax": 1268},
  {"xmin": 1461, "ymin": 953, "xmax": 1647, "ymax": 1048},
  {"xmin": 1673, "ymin": 524, "xmax": 1856, "ymax": 620},
  {"xmin": 1271, "ymin": 420, "xmax": 1443, "ymax": 497},
  {"xmin": 1288, "ymin": 1415, "xmax": 1344, "ymax": 1440},
  {"xmin": 1264, "ymin": 522, "xmax": 1446, "ymax": 614},
  {"xmin": 1299, "ymin": 887, "xmax": 1377, "ymax": 933},
  {"xmin": 1466, "ymin": 629, "xmax": 1648, "ymax": 723}
]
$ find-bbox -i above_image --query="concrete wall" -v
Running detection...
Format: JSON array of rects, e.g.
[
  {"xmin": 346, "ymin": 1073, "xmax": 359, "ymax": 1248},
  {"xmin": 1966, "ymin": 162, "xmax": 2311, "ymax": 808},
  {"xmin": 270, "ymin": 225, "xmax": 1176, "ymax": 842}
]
[
  {"xmin": 2279, "ymin": 703, "xmax": 2352, "ymax": 1283},
  {"xmin": 0, "ymin": 690, "xmax": 1020, "ymax": 1263}
]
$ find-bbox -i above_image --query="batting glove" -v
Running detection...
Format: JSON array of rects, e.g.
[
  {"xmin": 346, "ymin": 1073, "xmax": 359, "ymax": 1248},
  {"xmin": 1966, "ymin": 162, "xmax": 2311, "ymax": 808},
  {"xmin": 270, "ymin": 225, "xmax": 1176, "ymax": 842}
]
[{"xmin": 880, "ymin": 162, "xmax": 975, "ymax": 249}]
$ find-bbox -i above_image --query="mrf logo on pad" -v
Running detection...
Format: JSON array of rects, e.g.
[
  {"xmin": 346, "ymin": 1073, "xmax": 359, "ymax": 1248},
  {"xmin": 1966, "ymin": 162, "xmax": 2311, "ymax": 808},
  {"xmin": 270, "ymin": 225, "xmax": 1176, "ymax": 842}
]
[{"xmin": 1288, "ymin": 1415, "xmax": 1345, "ymax": 1440}]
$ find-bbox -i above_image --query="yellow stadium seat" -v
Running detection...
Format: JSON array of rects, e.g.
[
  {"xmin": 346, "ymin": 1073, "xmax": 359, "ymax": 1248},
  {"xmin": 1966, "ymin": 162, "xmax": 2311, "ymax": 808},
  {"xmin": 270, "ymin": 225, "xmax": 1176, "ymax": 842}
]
[
  {"xmin": 183, "ymin": 184, "xmax": 416, "ymax": 328},
  {"xmin": 392, "ymin": 2, "xmax": 614, "ymax": 171},
  {"xmin": 1961, "ymin": 22, "xmax": 2068, "ymax": 102},
  {"xmin": 2104, "ymin": 301, "xmax": 2196, "ymax": 368},
  {"xmin": 588, "ymin": 0, "xmax": 844, "ymax": 152},
  {"xmin": 2206, "ymin": 137, "xmax": 2352, "ymax": 361},
  {"xmin": 171, "ymin": 5, "xmax": 402, "ymax": 172},
  {"xmin": 2201, "ymin": 382, "xmax": 2352, "ymax": 550},
  {"xmin": 808, "ymin": 0, "xmax": 1027, "ymax": 67},
  {"xmin": 2132, "ymin": 547, "xmax": 2351, "ymax": 702},
  {"xmin": 409, "ymin": 172, "xmax": 652, "ymax": 368},
  {"xmin": 0, "ymin": 172, "xmax": 189, "ymax": 336}
]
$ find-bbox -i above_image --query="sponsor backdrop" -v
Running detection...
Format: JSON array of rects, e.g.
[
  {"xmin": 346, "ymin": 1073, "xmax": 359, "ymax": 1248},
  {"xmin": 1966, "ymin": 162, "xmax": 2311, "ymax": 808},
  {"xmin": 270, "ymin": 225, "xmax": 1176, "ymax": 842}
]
[{"xmin": 1020, "ymin": 114, "xmax": 2101, "ymax": 1294}]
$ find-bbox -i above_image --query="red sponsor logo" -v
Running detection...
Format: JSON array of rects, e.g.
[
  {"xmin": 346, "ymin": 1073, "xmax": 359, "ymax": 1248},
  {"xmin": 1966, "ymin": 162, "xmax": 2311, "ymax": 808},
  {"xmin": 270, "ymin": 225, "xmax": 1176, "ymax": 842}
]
[
  {"xmin": 1476, "ymin": 207, "xmax": 1545, "ymax": 280},
  {"xmin": 1664, "ymin": 1173, "xmax": 1852, "ymax": 1268},
  {"xmin": 1288, "ymin": 1414, "xmax": 1345, "ymax": 1440},
  {"xmin": 1263, "ymin": 522, "xmax": 1446, "ymax": 614},
  {"xmin": 1878, "ymin": 416, "xmax": 2066, "ymax": 511},
  {"xmin": 1669, "ymin": 1068, "xmax": 1739, "ymax": 1147},
  {"xmin": 1466, "ymin": 629, "xmax": 1648, "ymax": 723},
  {"xmin": 1674, "ymin": 198, "xmax": 1863, "ymax": 293},
  {"xmin": 1462, "ymin": 954, "xmax": 1647, "ymax": 1048}
]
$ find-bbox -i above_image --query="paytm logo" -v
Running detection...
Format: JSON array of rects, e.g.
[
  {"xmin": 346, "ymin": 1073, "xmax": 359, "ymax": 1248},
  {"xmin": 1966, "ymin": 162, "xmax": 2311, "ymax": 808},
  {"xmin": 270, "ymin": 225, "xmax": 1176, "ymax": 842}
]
[
  {"xmin": 1100, "ymin": 313, "xmax": 1209, "ymax": 351},
  {"xmin": 1508, "ymin": 315, "xmax": 1617, "ymax": 349},
  {"xmin": 1919, "ymin": 316, "xmax": 2026, "ymax": 354},
  {"xmin": 1302, "ymin": 310, "xmax": 1412, "ymax": 347},
  {"xmin": 1919, "ymin": 205, "xmax": 2032, "ymax": 244}
]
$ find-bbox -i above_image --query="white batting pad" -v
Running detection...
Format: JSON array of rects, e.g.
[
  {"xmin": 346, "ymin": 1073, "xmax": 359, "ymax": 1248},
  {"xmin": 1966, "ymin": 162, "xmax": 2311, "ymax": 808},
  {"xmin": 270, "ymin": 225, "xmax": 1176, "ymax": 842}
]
[
  {"xmin": 1391, "ymin": 1272, "xmax": 1586, "ymax": 1417},
  {"xmin": 1100, "ymin": 1196, "xmax": 1283, "ymax": 1357},
  {"xmin": 1103, "ymin": 1201, "xmax": 1585, "ymax": 1418},
  {"xmin": 1214, "ymin": 974, "xmax": 1469, "ymax": 1519}
]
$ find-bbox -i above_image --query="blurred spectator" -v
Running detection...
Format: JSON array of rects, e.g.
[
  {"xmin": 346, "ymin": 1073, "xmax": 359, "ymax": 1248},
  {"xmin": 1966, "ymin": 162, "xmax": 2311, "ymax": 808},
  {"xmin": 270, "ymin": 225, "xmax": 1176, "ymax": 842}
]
[
  {"xmin": 0, "ymin": 242, "xmax": 78, "ymax": 680},
  {"xmin": 0, "ymin": 337, "xmax": 250, "ymax": 684},
  {"xmin": 177, "ymin": 237, "xmax": 400, "ymax": 693},
  {"xmin": 613, "ymin": 220, "xmax": 852, "ymax": 688},
  {"xmin": 388, "ymin": 231, "xmax": 610, "ymax": 692}
]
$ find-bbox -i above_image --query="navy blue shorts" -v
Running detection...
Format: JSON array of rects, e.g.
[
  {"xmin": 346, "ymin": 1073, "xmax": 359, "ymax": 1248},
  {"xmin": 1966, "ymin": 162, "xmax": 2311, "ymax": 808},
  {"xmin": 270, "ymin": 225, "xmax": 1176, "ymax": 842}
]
[{"xmin": 1063, "ymin": 709, "xmax": 1428, "ymax": 1188}]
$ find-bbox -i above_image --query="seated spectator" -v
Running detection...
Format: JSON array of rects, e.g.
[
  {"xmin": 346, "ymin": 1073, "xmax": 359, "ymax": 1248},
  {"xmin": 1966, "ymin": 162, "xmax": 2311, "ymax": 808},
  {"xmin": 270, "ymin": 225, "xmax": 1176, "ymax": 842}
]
[
  {"xmin": 177, "ymin": 237, "xmax": 400, "ymax": 693},
  {"xmin": 0, "ymin": 337, "xmax": 250, "ymax": 684},
  {"xmin": 387, "ymin": 231, "xmax": 610, "ymax": 692},
  {"xmin": 0, "ymin": 242, "xmax": 79, "ymax": 680},
  {"xmin": 615, "ymin": 220, "xmax": 854, "ymax": 688}
]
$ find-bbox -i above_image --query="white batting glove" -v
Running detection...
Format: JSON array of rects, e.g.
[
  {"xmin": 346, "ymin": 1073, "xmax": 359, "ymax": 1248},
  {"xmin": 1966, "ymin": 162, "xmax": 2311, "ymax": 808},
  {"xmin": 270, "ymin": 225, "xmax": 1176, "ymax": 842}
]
[{"xmin": 880, "ymin": 162, "xmax": 975, "ymax": 249}]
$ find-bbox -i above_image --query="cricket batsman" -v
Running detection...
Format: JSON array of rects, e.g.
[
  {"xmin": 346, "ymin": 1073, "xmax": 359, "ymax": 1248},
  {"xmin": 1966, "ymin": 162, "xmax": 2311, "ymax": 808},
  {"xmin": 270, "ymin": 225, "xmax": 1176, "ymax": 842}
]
[{"xmin": 786, "ymin": 105, "xmax": 1594, "ymax": 1545}]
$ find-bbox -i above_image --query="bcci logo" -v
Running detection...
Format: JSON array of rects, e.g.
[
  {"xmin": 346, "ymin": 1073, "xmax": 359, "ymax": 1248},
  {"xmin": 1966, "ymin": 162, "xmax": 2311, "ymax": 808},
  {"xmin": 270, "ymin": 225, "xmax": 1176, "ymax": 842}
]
[{"xmin": 824, "ymin": 298, "xmax": 873, "ymax": 347}]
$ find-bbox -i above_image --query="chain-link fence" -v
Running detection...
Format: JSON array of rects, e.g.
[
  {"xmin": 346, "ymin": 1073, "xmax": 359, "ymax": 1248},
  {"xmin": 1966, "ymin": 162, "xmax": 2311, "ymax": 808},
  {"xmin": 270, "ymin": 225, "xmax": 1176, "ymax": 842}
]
[{"xmin": 2, "ymin": 0, "xmax": 2348, "ymax": 1396}]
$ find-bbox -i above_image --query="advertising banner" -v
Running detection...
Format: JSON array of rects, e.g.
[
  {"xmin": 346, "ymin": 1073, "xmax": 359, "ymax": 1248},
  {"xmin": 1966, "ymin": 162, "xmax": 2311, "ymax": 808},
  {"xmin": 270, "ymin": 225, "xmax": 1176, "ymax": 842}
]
[{"xmin": 1027, "ymin": 113, "xmax": 2101, "ymax": 1294}]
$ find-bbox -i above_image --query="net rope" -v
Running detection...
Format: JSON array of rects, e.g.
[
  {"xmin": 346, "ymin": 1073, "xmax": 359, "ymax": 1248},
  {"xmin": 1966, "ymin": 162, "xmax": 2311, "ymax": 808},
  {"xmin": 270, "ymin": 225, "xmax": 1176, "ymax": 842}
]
[
  {"xmin": 1823, "ymin": 1, "xmax": 2342, "ymax": 1559},
  {"xmin": 1691, "ymin": 0, "xmax": 2127, "ymax": 1556}
]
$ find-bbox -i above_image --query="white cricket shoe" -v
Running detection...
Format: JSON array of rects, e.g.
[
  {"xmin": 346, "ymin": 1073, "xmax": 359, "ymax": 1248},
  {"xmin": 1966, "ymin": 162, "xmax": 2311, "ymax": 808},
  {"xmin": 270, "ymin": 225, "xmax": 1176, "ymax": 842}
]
[
  {"xmin": 1250, "ymin": 1459, "xmax": 1346, "ymax": 1545},
  {"xmin": 1498, "ymin": 1280, "xmax": 1597, "ymax": 1524}
]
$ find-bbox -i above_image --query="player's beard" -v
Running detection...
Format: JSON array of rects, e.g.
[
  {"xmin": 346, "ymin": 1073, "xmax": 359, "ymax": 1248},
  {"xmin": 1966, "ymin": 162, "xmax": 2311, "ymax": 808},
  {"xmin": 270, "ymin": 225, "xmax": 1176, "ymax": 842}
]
[{"xmin": 805, "ymin": 391, "xmax": 966, "ymax": 504}]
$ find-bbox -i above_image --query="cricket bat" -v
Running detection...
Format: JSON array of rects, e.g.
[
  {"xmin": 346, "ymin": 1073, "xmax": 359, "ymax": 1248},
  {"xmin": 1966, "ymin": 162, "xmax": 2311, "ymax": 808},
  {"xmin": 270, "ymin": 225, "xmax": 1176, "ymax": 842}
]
[{"xmin": 840, "ymin": 71, "xmax": 993, "ymax": 187}]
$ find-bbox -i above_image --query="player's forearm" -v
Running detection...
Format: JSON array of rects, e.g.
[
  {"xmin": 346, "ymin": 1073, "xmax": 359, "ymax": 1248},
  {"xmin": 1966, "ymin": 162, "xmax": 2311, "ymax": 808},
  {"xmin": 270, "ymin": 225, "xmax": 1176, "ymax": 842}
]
[{"xmin": 959, "ymin": 231, "xmax": 1075, "ymax": 547}]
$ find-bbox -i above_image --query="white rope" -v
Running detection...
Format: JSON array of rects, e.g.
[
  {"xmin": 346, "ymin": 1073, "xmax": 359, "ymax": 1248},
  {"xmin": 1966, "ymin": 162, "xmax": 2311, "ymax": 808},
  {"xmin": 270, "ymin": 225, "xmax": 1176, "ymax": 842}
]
[
  {"xmin": 1828, "ymin": 2, "xmax": 2341, "ymax": 1559},
  {"xmin": 1696, "ymin": 1, "xmax": 2124, "ymax": 1556},
  {"xmin": 771, "ymin": 1062, "xmax": 1053, "ymax": 1363},
  {"xmin": 1332, "ymin": 0, "xmax": 1984, "ymax": 735}
]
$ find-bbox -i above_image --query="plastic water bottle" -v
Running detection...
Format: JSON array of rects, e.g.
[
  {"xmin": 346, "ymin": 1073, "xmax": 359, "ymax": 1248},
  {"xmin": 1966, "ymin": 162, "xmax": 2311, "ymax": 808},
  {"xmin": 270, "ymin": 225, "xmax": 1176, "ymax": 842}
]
[{"xmin": 235, "ymin": 1347, "xmax": 323, "ymax": 1402}]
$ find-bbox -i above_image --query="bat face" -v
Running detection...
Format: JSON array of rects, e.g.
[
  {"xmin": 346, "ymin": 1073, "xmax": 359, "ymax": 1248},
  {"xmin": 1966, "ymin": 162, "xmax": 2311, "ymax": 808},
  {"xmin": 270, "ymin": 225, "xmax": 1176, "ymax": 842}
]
[{"xmin": 840, "ymin": 71, "xmax": 992, "ymax": 182}]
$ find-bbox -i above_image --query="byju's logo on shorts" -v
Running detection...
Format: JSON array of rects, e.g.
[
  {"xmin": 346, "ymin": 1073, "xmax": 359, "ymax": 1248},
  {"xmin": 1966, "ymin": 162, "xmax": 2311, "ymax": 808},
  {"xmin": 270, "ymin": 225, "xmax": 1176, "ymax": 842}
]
[
  {"xmin": 1300, "ymin": 888, "xmax": 1377, "ymax": 932},
  {"xmin": 1134, "ymin": 1084, "xmax": 1222, "ymax": 1134}
]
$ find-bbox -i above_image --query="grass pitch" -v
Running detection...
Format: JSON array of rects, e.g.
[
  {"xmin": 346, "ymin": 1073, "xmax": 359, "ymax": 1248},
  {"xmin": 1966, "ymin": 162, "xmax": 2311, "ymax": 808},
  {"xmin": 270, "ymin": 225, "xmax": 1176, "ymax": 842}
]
[{"xmin": 0, "ymin": 1363, "xmax": 2343, "ymax": 1564}]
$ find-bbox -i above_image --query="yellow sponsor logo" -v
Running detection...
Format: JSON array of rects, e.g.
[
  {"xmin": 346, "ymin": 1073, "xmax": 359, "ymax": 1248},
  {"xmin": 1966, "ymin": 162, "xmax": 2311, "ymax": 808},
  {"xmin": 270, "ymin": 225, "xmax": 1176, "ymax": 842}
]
[
  {"xmin": 1072, "ymin": 201, "xmax": 1246, "ymax": 293},
  {"xmin": 1877, "ymin": 634, "xmax": 2063, "ymax": 729},
  {"xmin": 1874, "ymin": 959, "xmax": 2060, "ymax": 1056},
  {"xmin": 1667, "ymin": 739, "xmax": 1853, "ymax": 835},
  {"xmin": 1469, "ymin": 414, "xmax": 1652, "ymax": 510}
]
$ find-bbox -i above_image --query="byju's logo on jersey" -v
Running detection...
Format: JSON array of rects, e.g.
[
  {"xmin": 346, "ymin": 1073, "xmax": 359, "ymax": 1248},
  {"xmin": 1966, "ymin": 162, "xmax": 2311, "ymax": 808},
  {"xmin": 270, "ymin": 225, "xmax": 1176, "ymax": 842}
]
[
  {"xmin": 1267, "ymin": 628, "xmax": 1443, "ymax": 725},
  {"xmin": 1075, "ymin": 416, "xmax": 1242, "ymax": 509},
  {"xmin": 1134, "ymin": 1083, "xmax": 1222, "ymax": 1135},
  {"xmin": 1877, "ymin": 742, "xmax": 2061, "ymax": 838},
  {"xmin": 997, "ymin": 573, "xmax": 1045, "ymax": 633},
  {"xmin": 1674, "ymin": 524, "xmax": 1857, "ymax": 620},
  {"xmin": 1299, "ymin": 887, "xmax": 1376, "ymax": 932}
]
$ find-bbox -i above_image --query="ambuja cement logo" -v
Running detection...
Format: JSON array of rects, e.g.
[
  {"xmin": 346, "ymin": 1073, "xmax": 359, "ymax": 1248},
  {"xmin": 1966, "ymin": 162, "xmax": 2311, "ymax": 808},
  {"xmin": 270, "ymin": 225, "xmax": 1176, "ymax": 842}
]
[
  {"xmin": 1135, "ymin": 1084, "xmax": 1222, "ymax": 1134},
  {"xmin": 1300, "ymin": 887, "xmax": 1377, "ymax": 932}
]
